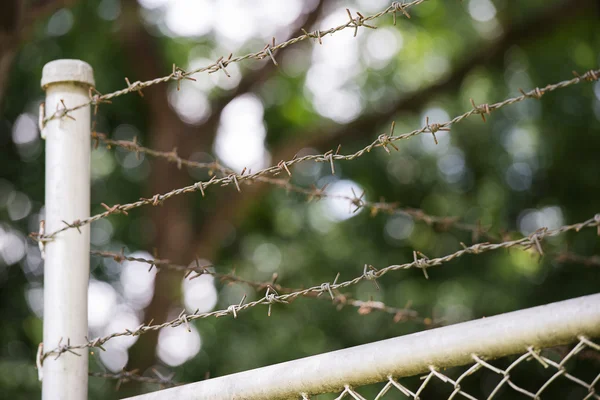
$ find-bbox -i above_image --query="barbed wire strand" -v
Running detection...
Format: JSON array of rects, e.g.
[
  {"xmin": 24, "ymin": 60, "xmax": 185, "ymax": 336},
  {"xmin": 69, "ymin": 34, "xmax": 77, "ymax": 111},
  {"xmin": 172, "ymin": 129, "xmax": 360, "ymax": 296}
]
[
  {"xmin": 89, "ymin": 179, "xmax": 595, "ymax": 294},
  {"xmin": 91, "ymin": 132, "xmax": 230, "ymax": 175},
  {"xmin": 41, "ymin": 1, "xmax": 425, "ymax": 125},
  {"xmin": 88, "ymin": 141, "xmax": 600, "ymax": 255},
  {"xmin": 555, "ymin": 251, "xmax": 600, "ymax": 267},
  {"xmin": 256, "ymin": 178, "xmax": 600, "ymax": 258},
  {"xmin": 90, "ymin": 134, "xmax": 499, "ymax": 242},
  {"xmin": 89, "ymin": 368, "xmax": 179, "ymax": 390},
  {"xmin": 87, "ymin": 130, "xmax": 504, "ymax": 241},
  {"xmin": 90, "ymin": 249, "xmax": 432, "ymax": 325},
  {"xmin": 33, "ymin": 68, "xmax": 600, "ymax": 243},
  {"xmin": 260, "ymin": 177, "xmax": 505, "ymax": 242},
  {"xmin": 32, "ymin": 0, "xmax": 600, "ymax": 391},
  {"xmin": 40, "ymin": 213, "xmax": 600, "ymax": 360}
]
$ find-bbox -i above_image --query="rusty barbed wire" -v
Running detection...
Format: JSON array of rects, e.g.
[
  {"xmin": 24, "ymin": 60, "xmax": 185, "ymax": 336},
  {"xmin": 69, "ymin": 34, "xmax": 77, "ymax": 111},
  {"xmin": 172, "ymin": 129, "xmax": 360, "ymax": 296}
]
[
  {"xmin": 33, "ymin": 69, "xmax": 600, "ymax": 243},
  {"xmin": 90, "ymin": 132, "xmax": 510, "ymax": 248},
  {"xmin": 90, "ymin": 182, "xmax": 593, "ymax": 325},
  {"xmin": 90, "ymin": 249, "xmax": 432, "ymax": 325},
  {"xmin": 90, "ymin": 133, "xmax": 497, "ymax": 240},
  {"xmin": 555, "ymin": 251, "xmax": 600, "ymax": 267},
  {"xmin": 89, "ymin": 368, "xmax": 179, "ymax": 390},
  {"xmin": 259, "ymin": 178, "xmax": 600, "ymax": 263},
  {"xmin": 91, "ymin": 132, "xmax": 229, "ymax": 174},
  {"xmin": 91, "ymin": 248, "xmax": 280, "ymax": 290},
  {"xmin": 336, "ymin": 297, "xmax": 437, "ymax": 326},
  {"xmin": 40, "ymin": 214, "xmax": 600, "ymax": 360},
  {"xmin": 40, "ymin": 1, "xmax": 425, "ymax": 126},
  {"xmin": 316, "ymin": 336, "xmax": 600, "ymax": 400},
  {"xmin": 261, "ymin": 177, "xmax": 503, "ymax": 243}
]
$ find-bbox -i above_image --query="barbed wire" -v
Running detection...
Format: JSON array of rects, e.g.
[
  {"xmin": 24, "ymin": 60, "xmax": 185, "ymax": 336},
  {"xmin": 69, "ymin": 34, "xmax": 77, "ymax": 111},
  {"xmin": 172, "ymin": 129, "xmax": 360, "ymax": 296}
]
[
  {"xmin": 89, "ymin": 180, "xmax": 594, "ymax": 326},
  {"xmin": 32, "ymin": 68, "xmax": 600, "ymax": 243},
  {"xmin": 91, "ymin": 132, "xmax": 229, "ymax": 174},
  {"xmin": 262, "ymin": 177, "xmax": 504, "ymax": 242},
  {"xmin": 337, "ymin": 297, "xmax": 437, "ymax": 326},
  {"xmin": 90, "ymin": 249, "xmax": 433, "ymax": 325},
  {"xmin": 264, "ymin": 177, "xmax": 600, "ymax": 259},
  {"xmin": 90, "ymin": 133, "xmax": 498, "ymax": 241},
  {"xmin": 89, "ymin": 182, "xmax": 594, "ymax": 328},
  {"xmin": 91, "ymin": 248, "xmax": 272, "ymax": 288},
  {"xmin": 87, "ymin": 136, "xmax": 596, "ymax": 247},
  {"xmin": 40, "ymin": 213, "xmax": 599, "ymax": 361},
  {"xmin": 89, "ymin": 368, "xmax": 179, "ymax": 390},
  {"xmin": 32, "ymin": 0, "xmax": 600, "ymax": 394},
  {"xmin": 41, "ymin": 1, "xmax": 424, "ymax": 126},
  {"xmin": 555, "ymin": 251, "xmax": 600, "ymax": 267}
]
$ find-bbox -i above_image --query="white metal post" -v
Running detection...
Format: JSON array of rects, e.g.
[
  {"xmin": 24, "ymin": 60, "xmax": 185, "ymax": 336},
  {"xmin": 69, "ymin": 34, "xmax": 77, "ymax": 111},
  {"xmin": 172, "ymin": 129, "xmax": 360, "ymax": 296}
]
[
  {"xmin": 124, "ymin": 294, "xmax": 600, "ymax": 400},
  {"xmin": 41, "ymin": 59, "xmax": 94, "ymax": 400}
]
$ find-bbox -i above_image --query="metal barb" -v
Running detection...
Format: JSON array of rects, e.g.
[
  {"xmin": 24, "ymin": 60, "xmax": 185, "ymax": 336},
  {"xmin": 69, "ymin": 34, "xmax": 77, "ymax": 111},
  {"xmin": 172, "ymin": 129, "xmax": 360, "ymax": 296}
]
[
  {"xmin": 42, "ymin": 70, "xmax": 600, "ymax": 240},
  {"xmin": 42, "ymin": 1, "xmax": 428, "ymax": 126},
  {"xmin": 41, "ymin": 215, "xmax": 599, "ymax": 359}
]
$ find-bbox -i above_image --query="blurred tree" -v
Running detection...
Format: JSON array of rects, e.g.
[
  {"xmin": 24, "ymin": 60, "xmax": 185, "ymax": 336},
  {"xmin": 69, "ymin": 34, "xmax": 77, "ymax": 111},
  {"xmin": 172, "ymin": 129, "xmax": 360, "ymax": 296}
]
[
  {"xmin": 0, "ymin": 0, "xmax": 598, "ymax": 399},
  {"xmin": 0, "ymin": 1, "xmax": 79, "ymax": 109}
]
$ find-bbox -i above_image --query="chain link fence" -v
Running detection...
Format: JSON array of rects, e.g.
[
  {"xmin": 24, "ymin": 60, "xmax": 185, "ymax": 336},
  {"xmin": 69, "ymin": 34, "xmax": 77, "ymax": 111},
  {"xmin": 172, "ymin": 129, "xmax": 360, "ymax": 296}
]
[{"xmin": 332, "ymin": 337, "xmax": 600, "ymax": 400}]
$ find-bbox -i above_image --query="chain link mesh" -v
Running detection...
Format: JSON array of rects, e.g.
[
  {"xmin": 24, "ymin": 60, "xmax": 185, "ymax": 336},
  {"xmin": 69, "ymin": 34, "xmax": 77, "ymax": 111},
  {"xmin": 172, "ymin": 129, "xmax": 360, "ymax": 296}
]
[{"xmin": 302, "ymin": 337, "xmax": 600, "ymax": 400}]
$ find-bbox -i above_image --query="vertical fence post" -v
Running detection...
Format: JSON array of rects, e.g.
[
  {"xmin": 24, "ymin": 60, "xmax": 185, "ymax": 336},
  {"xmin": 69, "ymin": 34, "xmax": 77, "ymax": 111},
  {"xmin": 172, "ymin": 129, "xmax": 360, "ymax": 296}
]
[{"xmin": 41, "ymin": 59, "xmax": 94, "ymax": 400}]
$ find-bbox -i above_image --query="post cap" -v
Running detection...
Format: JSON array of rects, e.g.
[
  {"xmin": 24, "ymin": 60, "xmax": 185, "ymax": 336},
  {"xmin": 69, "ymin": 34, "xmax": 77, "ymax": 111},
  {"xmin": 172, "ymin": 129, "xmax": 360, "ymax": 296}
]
[{"xmin": 41, "ymin": 59, "xmax": 95, "ymax": 89}]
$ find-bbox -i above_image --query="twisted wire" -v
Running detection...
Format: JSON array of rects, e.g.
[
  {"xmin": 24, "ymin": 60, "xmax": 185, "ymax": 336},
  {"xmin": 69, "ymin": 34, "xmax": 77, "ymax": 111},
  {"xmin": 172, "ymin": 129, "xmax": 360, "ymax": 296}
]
[
  {"xmin": 34, "ymin": 69, "xmax": 600, "ymax": 242},
  {"xmin": 40, "ymin": 214, "xmax": 600, "ymax": 360},
  {"xmin": 41, "ymin": 1, "xmax": 426, "ymax": 125}
]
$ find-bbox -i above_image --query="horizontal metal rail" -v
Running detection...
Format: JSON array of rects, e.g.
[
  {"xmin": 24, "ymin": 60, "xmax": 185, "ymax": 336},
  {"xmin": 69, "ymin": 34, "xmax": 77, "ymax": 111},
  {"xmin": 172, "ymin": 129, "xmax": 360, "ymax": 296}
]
[{"xmin": 124, "ymin": 293, "xmax": 600, "ymax": 400}]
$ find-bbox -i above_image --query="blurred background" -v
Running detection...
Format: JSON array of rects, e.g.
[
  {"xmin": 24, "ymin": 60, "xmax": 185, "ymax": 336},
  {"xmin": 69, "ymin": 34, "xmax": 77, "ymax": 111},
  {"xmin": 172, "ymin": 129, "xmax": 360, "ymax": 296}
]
[{"xmin": 1, "ymin": 0, "xmax": 599, "ymax": 398}]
